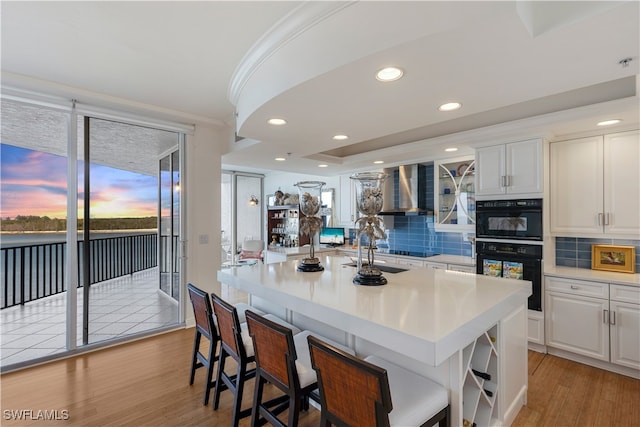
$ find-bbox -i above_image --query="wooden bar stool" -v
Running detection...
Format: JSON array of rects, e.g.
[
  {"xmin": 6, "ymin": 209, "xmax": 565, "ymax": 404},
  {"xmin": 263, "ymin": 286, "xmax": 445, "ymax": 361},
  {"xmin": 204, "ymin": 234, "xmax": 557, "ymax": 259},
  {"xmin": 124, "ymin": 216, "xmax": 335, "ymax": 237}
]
[
  {"xmin": 186, "ymin": 283, "xmax": 219, "ymax": 406},
  {"xmin": 308, "ymin": 335, "xmax": 450, "ymax": 427},
  {"xmin": 211, "ymin": 294, "xmax": 301, "ymax": 427},
  {"xmin": 187, "ymin": 284, "xmax": 264, "ymax": 406},
  {"xmin": 245, "ymin": 311, "xmax": 319, "ymax": 426}
]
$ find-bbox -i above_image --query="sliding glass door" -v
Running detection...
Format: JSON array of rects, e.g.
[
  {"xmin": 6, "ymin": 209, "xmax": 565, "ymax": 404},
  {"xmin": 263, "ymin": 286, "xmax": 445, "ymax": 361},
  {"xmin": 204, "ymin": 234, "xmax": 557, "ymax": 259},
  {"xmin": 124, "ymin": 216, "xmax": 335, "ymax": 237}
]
[
  {"xmin": 81, "ymin": 117, "xmax": 180, "ymax": 345},
  {"xmin": 159, "ymin": 149, "xmax": 180, "ymax": 300},
  {"xmin": 0, "ymin": 95, "xmax": 187, "ymax": 370}
]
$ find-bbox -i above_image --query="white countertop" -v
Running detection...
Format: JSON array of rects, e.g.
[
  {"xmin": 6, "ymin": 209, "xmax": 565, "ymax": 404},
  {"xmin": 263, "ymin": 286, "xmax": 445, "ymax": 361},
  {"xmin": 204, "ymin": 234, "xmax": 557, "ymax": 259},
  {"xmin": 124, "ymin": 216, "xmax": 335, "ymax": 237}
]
[
  {"xmin": 217, "ymin": 254, "xmax": 530, "ymax": 365},
  {"xmin": 545, "ymin": 265, "xmax": 640, "ymax": 287}
]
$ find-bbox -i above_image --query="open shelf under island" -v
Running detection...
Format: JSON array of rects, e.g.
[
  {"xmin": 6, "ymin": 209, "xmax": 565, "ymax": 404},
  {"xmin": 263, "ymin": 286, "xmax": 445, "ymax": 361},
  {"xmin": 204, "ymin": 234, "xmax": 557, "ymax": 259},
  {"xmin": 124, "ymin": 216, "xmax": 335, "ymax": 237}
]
[{"xmin": 217, "ymin": 254, "xmax": 531, "ymax": 426}]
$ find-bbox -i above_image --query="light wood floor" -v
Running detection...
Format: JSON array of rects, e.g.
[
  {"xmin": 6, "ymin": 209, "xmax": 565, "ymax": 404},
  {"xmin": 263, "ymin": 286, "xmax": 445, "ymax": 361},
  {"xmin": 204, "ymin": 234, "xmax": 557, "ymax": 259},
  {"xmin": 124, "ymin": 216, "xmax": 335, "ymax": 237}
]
[{"xmin": 1, "ymin": 328, "xmax": 638, "ymax": 426}]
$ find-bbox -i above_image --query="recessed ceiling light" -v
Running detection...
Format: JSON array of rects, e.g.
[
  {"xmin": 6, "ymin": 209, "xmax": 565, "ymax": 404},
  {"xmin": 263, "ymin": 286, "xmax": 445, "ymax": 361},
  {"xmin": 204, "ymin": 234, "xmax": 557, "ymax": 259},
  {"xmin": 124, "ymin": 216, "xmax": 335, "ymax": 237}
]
[
  {"xmin": 375, "ymin": 67, "xmax": 404, "ymax": 82},
  {"xmin": 439, "ymin": 102, "xmax": 462, "ymax": 112},
  {"xmin": 318, "ymin": 164, "xmax": 328, "ymax": 168},
  {"xmin": 275, "ymin": 157, "xmax": 286, "ymax": 161},
  {"xmin": 597, "ymin": 119, "xmax": 622, "ymax": 126},
  {"xmin": 333, "ymin": 134, "xmax": 349, "ymax": 140},
  {"xmin": 373, "ymin": 160, "xmax": 384, "ymax": 164},
  {"xmin": 267, "ymin": 118, "xmax": 287, "ymax": 126},
  {"xmin": 445, "ymin": 147, "xmax": 458, "ymax": 152}
]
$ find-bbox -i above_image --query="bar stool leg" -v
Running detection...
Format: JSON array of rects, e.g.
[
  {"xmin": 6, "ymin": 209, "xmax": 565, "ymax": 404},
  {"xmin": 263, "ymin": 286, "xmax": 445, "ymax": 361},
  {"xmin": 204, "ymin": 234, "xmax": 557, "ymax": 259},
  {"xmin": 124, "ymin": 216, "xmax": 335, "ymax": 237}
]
[
  {"xmin": 212, "ymin": 349, "xmax": 227, "ymax": 411},
  {"xmin": 189, "ymin": 330, "xmax": 201, "ymax": 385},
  {"xmin": 203, "ymin": 337, "xmax": 216, "ymax": 405}
]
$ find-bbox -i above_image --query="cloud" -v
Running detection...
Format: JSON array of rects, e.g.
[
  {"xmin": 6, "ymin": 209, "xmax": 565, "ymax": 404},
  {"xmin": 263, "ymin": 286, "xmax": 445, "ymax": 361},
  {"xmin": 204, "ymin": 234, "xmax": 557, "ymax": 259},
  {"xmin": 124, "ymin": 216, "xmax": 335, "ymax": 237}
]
[{"xmin": 1, "ymin": 144, "xmax": 158, "ymax": 219}]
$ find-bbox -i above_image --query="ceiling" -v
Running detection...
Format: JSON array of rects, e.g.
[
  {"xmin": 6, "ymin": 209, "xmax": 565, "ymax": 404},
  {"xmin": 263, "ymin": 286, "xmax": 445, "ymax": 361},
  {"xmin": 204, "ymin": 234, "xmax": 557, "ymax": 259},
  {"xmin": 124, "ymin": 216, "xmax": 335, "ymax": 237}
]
[{"xmin": 2, "ymin": 1, "xmax": 639, "ymax": 177}]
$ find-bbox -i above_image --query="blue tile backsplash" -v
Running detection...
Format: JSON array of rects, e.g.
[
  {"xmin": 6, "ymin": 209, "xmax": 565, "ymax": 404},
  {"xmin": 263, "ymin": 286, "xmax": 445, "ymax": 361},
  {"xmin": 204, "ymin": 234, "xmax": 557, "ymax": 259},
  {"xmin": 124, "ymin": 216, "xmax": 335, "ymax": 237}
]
[
  {"xmin": 349, "ymin": 164, "xmax": 473, "ymax": 258},
  {"xmin": 555, "ymin": 237, "xmax": 640, "ymax": 272}
]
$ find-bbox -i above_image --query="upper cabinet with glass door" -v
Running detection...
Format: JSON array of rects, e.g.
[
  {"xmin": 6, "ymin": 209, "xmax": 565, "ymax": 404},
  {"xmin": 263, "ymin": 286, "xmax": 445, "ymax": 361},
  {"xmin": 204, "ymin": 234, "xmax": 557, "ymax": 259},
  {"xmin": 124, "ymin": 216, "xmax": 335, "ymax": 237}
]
[{"xmin": 435, "ymin": 157, "xmax": 476, "ymax": 231}]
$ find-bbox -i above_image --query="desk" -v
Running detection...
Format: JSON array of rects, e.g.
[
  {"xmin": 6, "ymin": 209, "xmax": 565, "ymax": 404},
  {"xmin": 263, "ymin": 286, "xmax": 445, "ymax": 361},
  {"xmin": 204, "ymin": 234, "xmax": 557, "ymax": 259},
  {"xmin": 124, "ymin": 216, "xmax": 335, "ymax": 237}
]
[{"xmin": 217, "ymin": 254, "xmax": 530, "ymax": 426}]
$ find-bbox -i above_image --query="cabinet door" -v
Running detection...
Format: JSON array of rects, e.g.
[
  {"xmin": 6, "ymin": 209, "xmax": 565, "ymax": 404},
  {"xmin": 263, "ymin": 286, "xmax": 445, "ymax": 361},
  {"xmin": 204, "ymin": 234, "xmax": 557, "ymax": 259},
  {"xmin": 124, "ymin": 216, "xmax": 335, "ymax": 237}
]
[
  {"xmin": 506, "ymin": 139, "xmax": 542, "ymax": 194},
  {"xmin": 549, "ymin": 136, "xmax": 604, "ymax": 235},
  {"xmin": 604, "ymin": 130, "xmax": 640, "ymax": 236},
  {"xmin": 476, "ymin": 144, "xmax": 506, "ymax": 196},
  {"xmin": 338, "ymin": 174, "xmax": 355, "ymax": 226},
  {"xmin": 609, "ymin": 300, "xmax": 640, "ymax": 370},
  {"xmin": 545, "ymin": 291, "xmax": 609, "ymax": 361},
  {"xmin": 434, "ymin": 157, "xmax": 475, "ymax": 230}
]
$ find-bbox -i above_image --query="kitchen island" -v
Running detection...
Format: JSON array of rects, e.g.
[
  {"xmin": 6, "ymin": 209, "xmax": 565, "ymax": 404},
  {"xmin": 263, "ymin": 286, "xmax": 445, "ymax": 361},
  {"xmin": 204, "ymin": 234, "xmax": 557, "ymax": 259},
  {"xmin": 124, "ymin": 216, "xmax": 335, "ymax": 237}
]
[{"xmin": 217, "ymin": 254, "xmax": 531, "ymax": 426}]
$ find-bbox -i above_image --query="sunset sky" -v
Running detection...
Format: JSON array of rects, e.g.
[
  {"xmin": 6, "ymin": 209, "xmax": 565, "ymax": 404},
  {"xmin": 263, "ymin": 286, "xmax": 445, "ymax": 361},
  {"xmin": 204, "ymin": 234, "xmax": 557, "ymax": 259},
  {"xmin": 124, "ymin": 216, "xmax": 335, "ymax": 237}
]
[{"xmin": 1, "ymin": 144, "xmax": 157, "ymax": 219}]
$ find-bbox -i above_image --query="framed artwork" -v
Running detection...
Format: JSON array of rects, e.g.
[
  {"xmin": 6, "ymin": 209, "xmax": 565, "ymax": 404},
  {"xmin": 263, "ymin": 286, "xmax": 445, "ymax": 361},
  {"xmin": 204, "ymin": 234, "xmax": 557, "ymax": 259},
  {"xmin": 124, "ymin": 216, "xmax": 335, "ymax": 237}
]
[{"xmin": 591, "ymin": 245, "xmax": 636, "ymax": 273}]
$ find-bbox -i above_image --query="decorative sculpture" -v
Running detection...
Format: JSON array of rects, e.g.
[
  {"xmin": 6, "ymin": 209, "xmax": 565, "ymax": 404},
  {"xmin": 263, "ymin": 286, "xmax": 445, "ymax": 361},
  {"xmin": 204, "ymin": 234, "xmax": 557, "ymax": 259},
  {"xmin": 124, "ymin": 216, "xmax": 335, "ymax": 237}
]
[
  {"xmin": 295, "ymin": 181, "xmax": 325, "ymax": 272},
  {"xmin": 351, "ymin": 172, "xmax": 389, "ymax": 285}
]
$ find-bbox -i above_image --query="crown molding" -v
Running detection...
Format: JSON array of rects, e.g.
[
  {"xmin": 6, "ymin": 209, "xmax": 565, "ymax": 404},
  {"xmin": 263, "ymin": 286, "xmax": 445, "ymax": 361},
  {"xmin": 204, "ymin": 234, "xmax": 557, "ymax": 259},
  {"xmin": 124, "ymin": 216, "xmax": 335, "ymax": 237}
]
[{"xmin": 228, "ymin": 1, "xmax": 356, "ymax": 106}]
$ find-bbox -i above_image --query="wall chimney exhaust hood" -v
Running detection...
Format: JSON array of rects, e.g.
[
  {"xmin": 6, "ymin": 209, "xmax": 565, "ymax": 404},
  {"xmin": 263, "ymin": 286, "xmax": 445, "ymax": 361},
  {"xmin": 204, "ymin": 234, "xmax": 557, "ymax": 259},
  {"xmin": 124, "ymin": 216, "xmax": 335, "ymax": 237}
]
[{"xmin": 379, "ymin": 164, "xmax": 432, "ymax": 216}]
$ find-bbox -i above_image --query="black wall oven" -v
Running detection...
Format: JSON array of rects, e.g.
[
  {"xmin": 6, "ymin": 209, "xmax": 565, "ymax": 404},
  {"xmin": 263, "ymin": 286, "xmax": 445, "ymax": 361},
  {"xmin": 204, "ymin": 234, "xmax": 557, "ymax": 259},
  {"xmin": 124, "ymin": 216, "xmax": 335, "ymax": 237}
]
[
  {"xmin": 476, "ymin": 199, "xmax": 543, "ymax": 241},
  {"xmin": 476, "ymin": 241, "xmax": 542, "ymax": 311},
  {"xmin": 475, "ymin": 198, "xmax": 543, "ymax": 311}
]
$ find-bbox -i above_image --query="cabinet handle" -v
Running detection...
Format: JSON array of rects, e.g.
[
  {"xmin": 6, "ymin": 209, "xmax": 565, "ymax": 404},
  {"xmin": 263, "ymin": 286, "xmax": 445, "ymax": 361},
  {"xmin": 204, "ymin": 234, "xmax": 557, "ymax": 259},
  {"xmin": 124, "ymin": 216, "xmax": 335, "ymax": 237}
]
[
  {"xmin": 610, "ymin": 311, "xmax": 616, "ymax": 325},
  {"xmin": 605, "ymin": 212, "xmax": 610, "ymax": 226},
  {"xmin": 603, "ymin": 309, "xmax": 609, "ymax": 324},
  {"xmin": 506, "ymin": 175, "xmax": 511, "ymax": 187},
  {"xmin": 570, "ymin": 285, "xmax": 578, "ymax": 290},
  {"xmin": 597, "ymin": 213, "xmax": 603, "ymax": 226}
]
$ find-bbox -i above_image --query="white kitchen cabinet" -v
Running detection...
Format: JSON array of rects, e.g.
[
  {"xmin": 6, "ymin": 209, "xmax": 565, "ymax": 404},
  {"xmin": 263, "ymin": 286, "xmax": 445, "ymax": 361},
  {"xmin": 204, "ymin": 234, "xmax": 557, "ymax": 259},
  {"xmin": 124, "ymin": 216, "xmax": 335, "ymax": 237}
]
[
  {"xmin": 338, "ymin": 174, "xmax": 356, "ymax": 227},
  {"xmin": 550, "ymin": 130, "xmax": 640, "ymax": 237},
  {"xmin": 434, "ymin": 157, "xmax": 475, "ymax": 231},
  {"xmin": 475, "ymin": 138, "xmax": 543, "ymax": 198},
  {"xmin": 609, "ymin": 284, "xmax": 640, "ymax": 370},
  {"xmin": 545, "ymin": 279, "xmax": 609, "ymax": 361},
  {"xmin": 545, "ymin": 276, "xmax": 640, "ymax": 370}
]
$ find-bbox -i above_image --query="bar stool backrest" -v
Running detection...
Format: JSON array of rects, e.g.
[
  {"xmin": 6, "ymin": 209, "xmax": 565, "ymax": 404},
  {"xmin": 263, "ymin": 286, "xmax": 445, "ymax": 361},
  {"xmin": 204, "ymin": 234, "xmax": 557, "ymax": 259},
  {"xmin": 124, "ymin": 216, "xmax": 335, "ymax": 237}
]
[
  {"xmin": 308, "ymin": 334, "xmax": 393, "ymax": 427},
  {"xmin": 245, "ymin": 310, "xmax": 299, "ymax": 392},
  {"xmin": 211, "ymin": 294, "xmax": 245, "ymax": 359},
  {"xmin": 187, "ymin": 284, "xmax": 216, "ymax": 339}
]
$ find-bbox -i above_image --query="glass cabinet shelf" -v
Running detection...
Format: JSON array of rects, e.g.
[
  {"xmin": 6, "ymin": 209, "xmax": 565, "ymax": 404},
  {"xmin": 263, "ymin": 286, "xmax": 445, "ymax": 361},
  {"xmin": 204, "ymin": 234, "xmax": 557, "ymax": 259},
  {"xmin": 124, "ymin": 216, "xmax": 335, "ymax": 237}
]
[{"xmin": 435, "ymin": 157, "xmax": 476, "ymax": 231}]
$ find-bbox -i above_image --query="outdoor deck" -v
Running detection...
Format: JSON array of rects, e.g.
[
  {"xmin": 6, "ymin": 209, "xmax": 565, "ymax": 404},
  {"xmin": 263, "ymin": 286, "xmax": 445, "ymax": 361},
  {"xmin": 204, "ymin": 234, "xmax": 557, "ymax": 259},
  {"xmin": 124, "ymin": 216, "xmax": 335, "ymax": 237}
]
[{"xmin": 0, "ymin": 267, "xmax": 179, "ymax": 368}]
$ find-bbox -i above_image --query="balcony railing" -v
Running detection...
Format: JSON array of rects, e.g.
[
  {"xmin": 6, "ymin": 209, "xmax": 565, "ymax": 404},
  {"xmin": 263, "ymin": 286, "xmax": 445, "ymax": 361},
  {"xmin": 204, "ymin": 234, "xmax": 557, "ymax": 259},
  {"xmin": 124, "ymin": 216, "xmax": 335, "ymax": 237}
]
[{"xmin": 1, "ymin": 234, "xmax": 159, "ymax": 309}]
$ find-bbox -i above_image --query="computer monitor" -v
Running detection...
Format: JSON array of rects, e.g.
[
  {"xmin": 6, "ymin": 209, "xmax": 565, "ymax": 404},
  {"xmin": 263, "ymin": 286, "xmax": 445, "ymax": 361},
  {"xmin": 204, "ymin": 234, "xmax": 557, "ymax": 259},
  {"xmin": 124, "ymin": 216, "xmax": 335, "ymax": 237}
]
[{"xmin": 319, "ymin": 227, "xmax": 345, "ymax": 246}]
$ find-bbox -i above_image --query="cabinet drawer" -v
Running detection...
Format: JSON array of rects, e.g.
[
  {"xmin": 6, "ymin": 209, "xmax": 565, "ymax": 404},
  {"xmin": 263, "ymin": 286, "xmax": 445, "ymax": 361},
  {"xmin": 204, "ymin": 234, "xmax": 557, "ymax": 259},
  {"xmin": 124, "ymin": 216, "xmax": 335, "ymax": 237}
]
[
  {"xmin": 396, "ymin": 258, "xmax": 424, "ymax": 268},
  {"xmin": 448, "ymin": 264, "xmax": 475, "ymax": 273},
  {"xmin": 425, "ymin": 262, "xmax": 447, "ymax": 270},
  {"xmin": 610, "ymin": 284, "xmax": 640, "ymax": 304},
  {"xmin": 375, "ymin": 255, "xmax": 398, "ymax": 264},
  {"xmin": 545, "ymin": 276, "xmax": 609, "ymax": 299}
]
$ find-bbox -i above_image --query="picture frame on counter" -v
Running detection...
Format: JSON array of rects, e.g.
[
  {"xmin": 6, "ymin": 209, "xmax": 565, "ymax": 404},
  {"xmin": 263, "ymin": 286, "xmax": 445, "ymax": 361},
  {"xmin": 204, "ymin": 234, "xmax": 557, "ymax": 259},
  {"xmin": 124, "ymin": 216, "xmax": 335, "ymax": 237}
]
[{"xmin": 591, "ymin": 244, "xmax": 636, "ymax": 274}]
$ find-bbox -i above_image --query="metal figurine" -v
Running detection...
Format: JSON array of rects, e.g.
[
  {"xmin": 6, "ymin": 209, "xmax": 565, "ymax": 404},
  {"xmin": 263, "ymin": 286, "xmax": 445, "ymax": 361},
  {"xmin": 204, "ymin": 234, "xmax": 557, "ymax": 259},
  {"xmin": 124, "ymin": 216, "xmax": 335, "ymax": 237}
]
[
  {"xmin": 295, "ymin": 181, "xmax": 326, "ymax": 272},
  {"xmin": 351, "ymin": 172, "xmax": 389, "ymax": 286}
]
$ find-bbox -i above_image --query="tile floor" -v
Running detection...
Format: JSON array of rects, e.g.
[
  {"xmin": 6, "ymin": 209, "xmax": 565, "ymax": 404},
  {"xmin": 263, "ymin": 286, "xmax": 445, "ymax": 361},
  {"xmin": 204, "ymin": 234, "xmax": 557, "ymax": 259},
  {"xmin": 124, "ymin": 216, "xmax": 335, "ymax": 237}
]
[{"xmin": 0, "ymin": 267, "xmax": 179, "ymax": 368}]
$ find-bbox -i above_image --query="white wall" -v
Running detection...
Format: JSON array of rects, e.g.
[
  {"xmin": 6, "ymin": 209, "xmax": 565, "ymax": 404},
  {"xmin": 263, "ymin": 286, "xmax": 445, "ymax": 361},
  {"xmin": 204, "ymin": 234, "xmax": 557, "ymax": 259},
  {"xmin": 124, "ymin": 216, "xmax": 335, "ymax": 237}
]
[{"xmin": 264, "ymin": 171, "xmax": 340, "ymax": 198}]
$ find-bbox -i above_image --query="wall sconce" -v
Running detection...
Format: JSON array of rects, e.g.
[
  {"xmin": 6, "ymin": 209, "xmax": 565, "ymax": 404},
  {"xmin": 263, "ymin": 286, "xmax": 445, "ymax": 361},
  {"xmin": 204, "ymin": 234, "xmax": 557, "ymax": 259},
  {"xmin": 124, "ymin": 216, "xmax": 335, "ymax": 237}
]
[{"xmin": 249, "ymin": 195, "xmax": 259, "ymax": 206}]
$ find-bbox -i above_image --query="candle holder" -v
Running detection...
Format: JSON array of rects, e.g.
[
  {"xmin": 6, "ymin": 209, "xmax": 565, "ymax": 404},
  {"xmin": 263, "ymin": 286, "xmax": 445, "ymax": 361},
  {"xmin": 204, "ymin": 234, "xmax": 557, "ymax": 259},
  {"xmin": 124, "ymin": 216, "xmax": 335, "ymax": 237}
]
[
  {"xmin": 295, "ymin": 181, "xmax": 325, "ymax": 272},
  {"xmin": 351, "ymin": 172, "xmax": 388, "ymax": 286}
]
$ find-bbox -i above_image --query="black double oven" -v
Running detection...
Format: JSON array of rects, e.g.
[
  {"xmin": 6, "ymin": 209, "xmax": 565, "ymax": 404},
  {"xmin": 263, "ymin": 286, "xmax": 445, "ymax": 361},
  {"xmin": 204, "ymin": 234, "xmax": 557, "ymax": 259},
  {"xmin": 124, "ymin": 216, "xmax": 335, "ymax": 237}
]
[{"xmin": 475, "ymin": 199, "xmax": 543, "ymax": 311}]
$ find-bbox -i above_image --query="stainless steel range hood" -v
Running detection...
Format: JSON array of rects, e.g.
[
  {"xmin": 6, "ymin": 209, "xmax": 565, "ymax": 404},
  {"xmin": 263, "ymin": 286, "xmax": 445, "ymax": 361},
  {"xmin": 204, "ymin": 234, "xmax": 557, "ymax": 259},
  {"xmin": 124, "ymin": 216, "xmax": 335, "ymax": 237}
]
[{"xmin": 379, "ymin": 164, "xmax": 432, "ymax": 216}]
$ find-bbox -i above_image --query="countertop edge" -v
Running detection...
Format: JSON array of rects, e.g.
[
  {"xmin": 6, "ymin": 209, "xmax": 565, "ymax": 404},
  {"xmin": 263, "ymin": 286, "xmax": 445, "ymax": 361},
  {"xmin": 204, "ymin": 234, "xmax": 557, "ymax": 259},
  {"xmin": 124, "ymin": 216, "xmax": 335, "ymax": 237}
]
[{"xmin": 544, "ymin": 265, "xmax": 640, "ymax": 287}]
